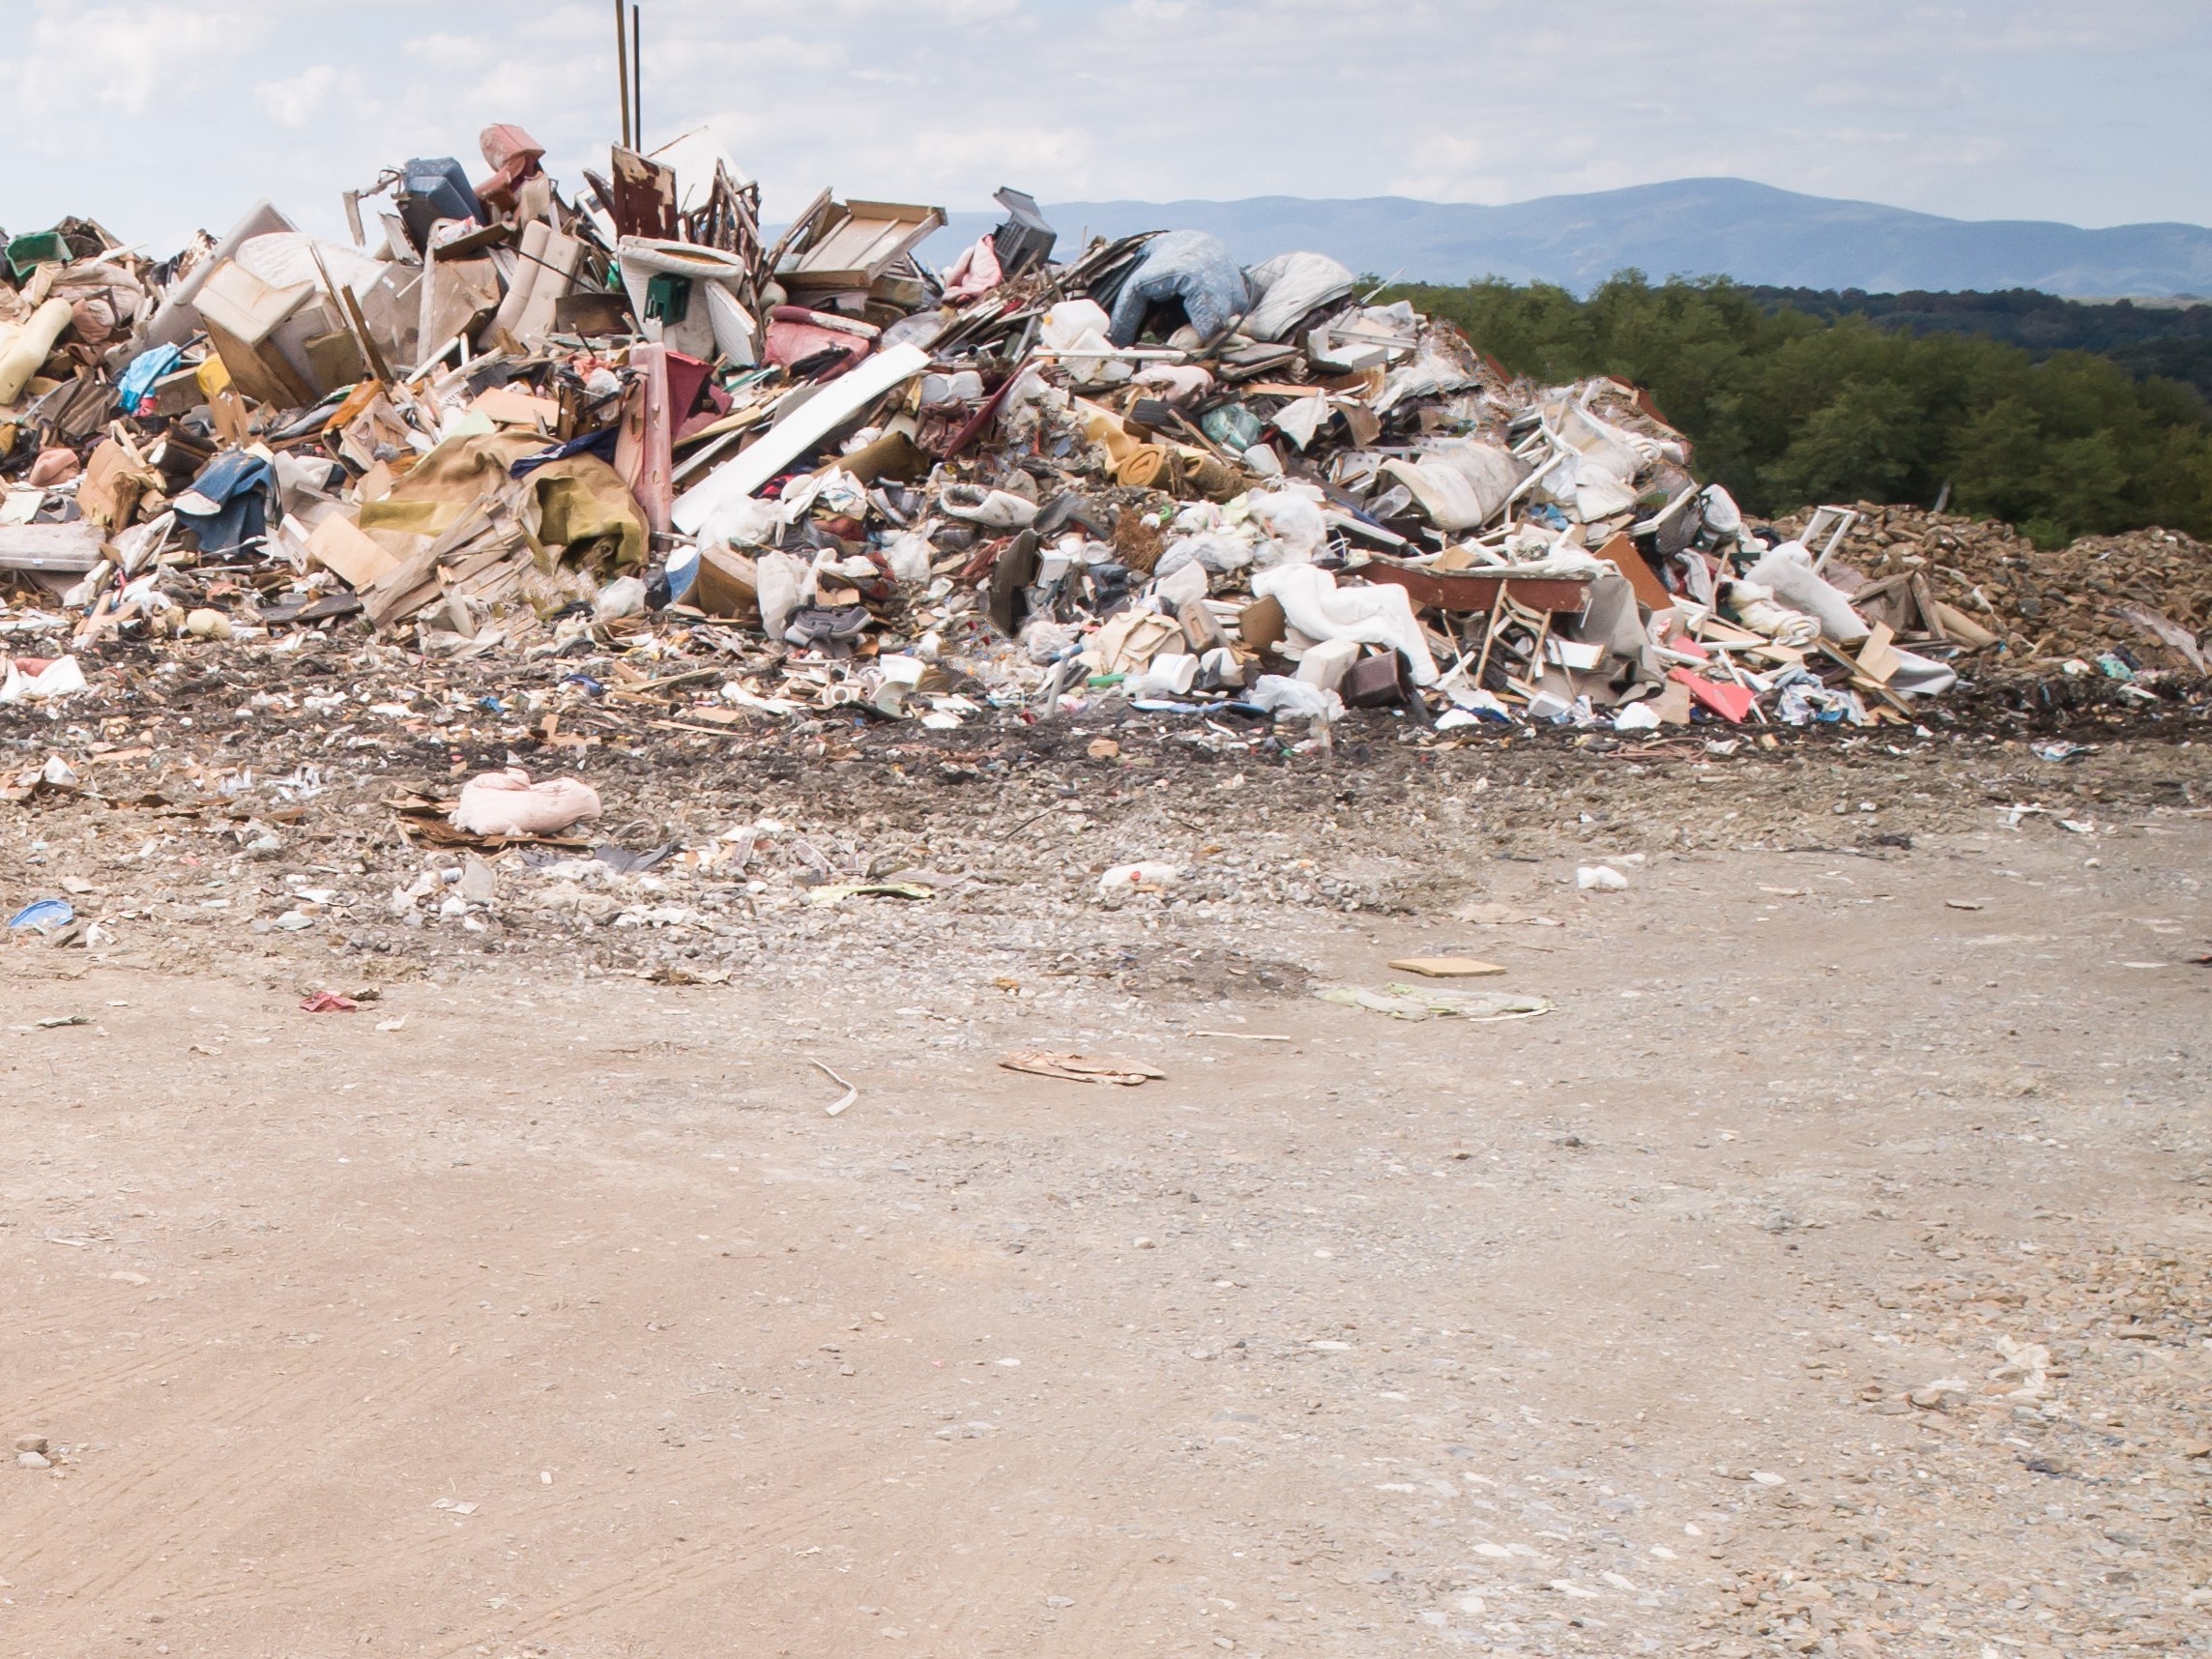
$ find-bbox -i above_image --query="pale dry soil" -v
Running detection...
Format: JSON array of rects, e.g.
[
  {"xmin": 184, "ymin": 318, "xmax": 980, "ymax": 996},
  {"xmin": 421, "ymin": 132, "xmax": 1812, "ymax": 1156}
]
[{"xmin": 3, "ymin": 754, "xmax": 2210, "ymax": 1659}]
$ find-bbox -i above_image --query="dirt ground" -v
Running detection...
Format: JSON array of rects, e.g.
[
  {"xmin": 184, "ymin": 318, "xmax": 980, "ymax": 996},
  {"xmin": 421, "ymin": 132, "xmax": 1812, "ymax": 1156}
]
[{"xmin": 3, "ymin": 711, "xmax": 2210, "ymax": 1658}]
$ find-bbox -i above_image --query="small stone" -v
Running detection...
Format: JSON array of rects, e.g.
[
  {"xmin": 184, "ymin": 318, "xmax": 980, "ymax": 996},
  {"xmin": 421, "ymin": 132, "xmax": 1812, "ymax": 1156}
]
[
  {"xmin": 458, "ymin": 857, "xmax": 496, "ymax": 906},
  {"xmin": 1132, "ymin": 1236, "xmax": 1156, "ymax": 1249},
  {"xmin": 15, "ymin": 1436, "xmax": 48, "ymax": 1455},
  {"xmin": 17, "ymin": 1451, "xmax": 51, "ymax": 1469}
]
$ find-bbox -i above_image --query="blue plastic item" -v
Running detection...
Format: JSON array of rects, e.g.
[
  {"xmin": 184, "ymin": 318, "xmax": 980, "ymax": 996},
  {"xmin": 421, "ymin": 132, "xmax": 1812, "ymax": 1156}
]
[
  {"xmin": 8, "ymin": 898, "xmax": 73, "ymax": 931},
  {"xmin": 396, "ymin": 157, "xmax": 485, "ymax": 250},
  {"xmin": 662, "ymin": 542, "xmax": 700, "ymax": 605},
  {"xmin": 115, "ymin": 343, "xmax": 183, "ymax": 415}
]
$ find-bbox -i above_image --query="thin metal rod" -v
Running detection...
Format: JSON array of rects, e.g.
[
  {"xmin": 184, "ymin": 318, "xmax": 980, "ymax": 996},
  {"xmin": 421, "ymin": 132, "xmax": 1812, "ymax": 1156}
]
[
  {"xmin": 631, "ymin": 4, "xmax": 643, "ymax": 151},
  {"xmin": 614, "ymin": 0, "xmax": 630, "ymax": 149}
]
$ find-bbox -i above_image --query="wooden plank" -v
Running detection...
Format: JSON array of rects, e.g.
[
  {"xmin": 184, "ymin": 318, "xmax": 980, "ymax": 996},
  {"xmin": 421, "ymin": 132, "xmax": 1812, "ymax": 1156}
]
[
  {"xmin": 361, "ymin": 506, "xmax": 493, "ymax": 630},
  {"xmin": 1356, "ymin": 561, "xmax": 1591, "ymax": 616},
  {"xmin": 1591, "ymin": 531, "xmax": 1673, "ymax": 610}
]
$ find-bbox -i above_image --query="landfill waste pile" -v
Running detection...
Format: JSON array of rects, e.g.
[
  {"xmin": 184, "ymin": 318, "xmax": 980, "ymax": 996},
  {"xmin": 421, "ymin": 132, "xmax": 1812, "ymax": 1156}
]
[
  {"xmin": 1770, "ymin": 504, "xmax": 2212, "ymax": 679},
  {"xmin": 0, "ymin": 121, "xmax": 2206, "ymax": 777}
]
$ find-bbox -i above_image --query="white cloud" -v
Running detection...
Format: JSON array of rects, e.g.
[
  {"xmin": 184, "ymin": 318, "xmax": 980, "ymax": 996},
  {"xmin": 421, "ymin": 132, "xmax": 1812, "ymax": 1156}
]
[{"xmin": 255, "ymin": 62, "xmax": 338, "ymax": 131}]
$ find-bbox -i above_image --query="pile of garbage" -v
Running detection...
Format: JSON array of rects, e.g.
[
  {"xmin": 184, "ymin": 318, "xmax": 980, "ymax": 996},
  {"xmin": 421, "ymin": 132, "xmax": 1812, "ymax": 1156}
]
[
  {"xmin": 0, "ymin": 125, "xmax": 2200, "ymax": 742},
  {"xmin": 1770, "ymin": 505, "xmax": 2212, "ymax": 678}
]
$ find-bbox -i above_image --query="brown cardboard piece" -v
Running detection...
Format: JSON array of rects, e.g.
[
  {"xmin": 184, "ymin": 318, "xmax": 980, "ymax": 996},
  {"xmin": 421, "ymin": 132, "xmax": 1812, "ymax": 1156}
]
[
  {"xmin": 470, "ymin": 387, "xmax": 562, "ymax": 430},
  {"xmin": 1856, "ymin": 621, "xmax": 1901, "ymax": 684},
  {"xmin": 77, "ymin": 438, "xmax": 161, "ymax": 530},
  {"xmin": 1930, "ymin": 600, "xmax": 1999, "ymax": 650},
  {"xmin": 1237, "ymin": 594, "xmax": 1287, "ymax": 655},
  {"xmin": 307, "ymin": 513, "xmax": 403, "ymax": 590},
  {"xmin": 1387, "ymin": 956, "xmax": 1507, "ymax": 978},
  {"xmin": 692, "ymin": 544, "xmax": 759, "ymax": 621},
  {"xmin": 1592, "ymin": 531, "xmax": 1672, "ymax": 610}
]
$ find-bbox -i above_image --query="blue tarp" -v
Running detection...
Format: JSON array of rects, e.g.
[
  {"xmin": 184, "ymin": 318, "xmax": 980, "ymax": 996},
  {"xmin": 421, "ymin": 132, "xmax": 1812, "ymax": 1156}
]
[{"xmin": 1106, "ymin": 231, "xmax": 1251, "ymax": 347}]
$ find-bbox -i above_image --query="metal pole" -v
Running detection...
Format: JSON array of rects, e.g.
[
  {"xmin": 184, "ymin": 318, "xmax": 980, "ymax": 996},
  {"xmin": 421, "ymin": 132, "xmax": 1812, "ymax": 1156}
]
[
  {"xmin": 631, "ymin": 4, "xmax": 644, "ymax": 152},
  {"xmin": 614, "ymin": 0, "xmax": 630, "ymax": 149}
]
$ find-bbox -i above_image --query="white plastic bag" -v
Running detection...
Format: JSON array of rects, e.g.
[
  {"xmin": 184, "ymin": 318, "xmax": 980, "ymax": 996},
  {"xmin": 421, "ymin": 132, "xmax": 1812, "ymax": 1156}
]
[
  {"xmin": 884, "ymin": 529, "xmax": 934, "ymax": 584},
  {"xmin": 697, "ymin": 493, "xmax": 783, "ymax": 550},
  {"xmin": 754, "ymin": 550, "xmax": 810, "ymax": 642},
  {"xmin": 1245, "ymin": 485, "xmax": 1328, "ymax": 564},
  {"xmin": 0, "ymin": 655, "xmax": 88, "ymax": 705},
  {"xmin": 1248, "ymin": 674, "xmax": 1344, "ymax": 721},
  {"xmin": 1249, "ymin": 564, "xmax": 1439, "ymax": 686}
]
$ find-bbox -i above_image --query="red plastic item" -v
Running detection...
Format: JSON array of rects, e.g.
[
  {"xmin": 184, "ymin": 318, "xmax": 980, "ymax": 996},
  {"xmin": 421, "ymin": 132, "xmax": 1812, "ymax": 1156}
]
[
  {"xmin": 300, "ymin": 992, "xmax": 359, "ymax": 1013},
  {"xmin": 1668, "ymin": 667, "xmax": 1755, "ymax": 723}
]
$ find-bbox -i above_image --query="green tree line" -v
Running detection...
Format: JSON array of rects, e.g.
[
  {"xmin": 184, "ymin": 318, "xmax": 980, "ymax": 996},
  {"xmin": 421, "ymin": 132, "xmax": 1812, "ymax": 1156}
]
[
  {"xmin": 1740, "ymin": 287, "xmax": 2212, "ymax": 401},
  {"xmin": 1384, "ymin": 275, "xmax": 2212, "ymax": 548}
]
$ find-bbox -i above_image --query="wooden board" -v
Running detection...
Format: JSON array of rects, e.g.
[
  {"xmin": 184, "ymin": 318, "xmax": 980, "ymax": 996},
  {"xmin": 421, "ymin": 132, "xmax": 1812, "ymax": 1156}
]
[
  {"xmin": 1356, "ymin": 561, "xmax": 1591, "ymax": 616},
  {"xmin": 1592, "ymin": 531, "xmax": 1673, "ymax": 610}
]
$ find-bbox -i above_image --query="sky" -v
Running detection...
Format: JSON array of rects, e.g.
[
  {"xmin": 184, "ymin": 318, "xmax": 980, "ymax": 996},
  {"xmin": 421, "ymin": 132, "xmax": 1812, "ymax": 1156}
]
[{"xmin": 3, "ymin": 0, "xmax": 2208, "ymax": 257}]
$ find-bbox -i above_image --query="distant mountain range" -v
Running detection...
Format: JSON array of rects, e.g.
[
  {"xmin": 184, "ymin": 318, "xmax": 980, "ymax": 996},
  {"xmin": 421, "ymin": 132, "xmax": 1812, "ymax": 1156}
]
[{"xmin": 914, "ymin": 178, "xmax": 2212, "ymax": 299}]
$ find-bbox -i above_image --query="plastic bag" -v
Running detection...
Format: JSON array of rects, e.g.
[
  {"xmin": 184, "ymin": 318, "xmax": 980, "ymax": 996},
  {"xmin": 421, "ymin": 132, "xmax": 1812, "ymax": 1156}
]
[
  {"xmin": 1240, "ymin": 251, "xmax": 1355, "ymax": 341},
  {"xmin": 754, "ymin": 550, "xmax": 810, "ymax": 642},
  {"xmin": 451, "ymin": 769, "xmax": 602, "ymax": 836},
  {"xmin": 0, "ymin": 655, "xmax": 88, "ymax": 705},
  {"xmin": 1154, "ymin": 532, "xmax": 1255, "ymax": 579},
  {"xmin": 1381, "ymin": 441, "xmax": 1527, "ymax": 532},
  {"xmin": 884, "ymin": 529, "xmax": 934, "ymax": 584},
  {"xmin": 697, "ymin": 493, "xmax": 783, "ymax": 551},
  {"xmin": 1247, "ymin": 674, "xmax": 1344, "ymax": 721},
  {"xmin": 594, "ymin": 574, "xmax": 647, "ymax": 622},
  {"xmin": 1249, "ymin": 564, "xmax": 1439, "ymax": 685},
  {"xmin": 1244, "ymin": 485, "xmax": 1328, "ymax": 565}
]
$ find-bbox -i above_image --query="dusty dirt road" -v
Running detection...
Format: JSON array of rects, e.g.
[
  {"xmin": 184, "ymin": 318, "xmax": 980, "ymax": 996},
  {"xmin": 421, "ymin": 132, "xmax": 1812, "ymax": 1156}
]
[{"xmin": 3, "ymin": 731, "xmax": 2209, "ymax": 1658}]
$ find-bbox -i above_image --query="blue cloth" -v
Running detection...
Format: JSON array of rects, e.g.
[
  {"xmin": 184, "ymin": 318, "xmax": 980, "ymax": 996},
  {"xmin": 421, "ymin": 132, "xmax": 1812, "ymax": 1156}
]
[
  {"xmin": 510, "ymin": 425, "xmax": 619, "ymax": 479},
  {"xmin": 175, "ymin": 450, "xmax": 274, "ymax": 557},
  {"xmin": 115, "ymin": 343, "xmax": 182, "ymax": 415}
]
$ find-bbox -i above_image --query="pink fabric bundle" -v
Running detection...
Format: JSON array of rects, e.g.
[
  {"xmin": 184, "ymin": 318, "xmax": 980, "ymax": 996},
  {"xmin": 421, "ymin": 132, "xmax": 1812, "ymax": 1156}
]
[{"xmin": 449, "ymin": 769, "xmax": 602, "ymax": 836}]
